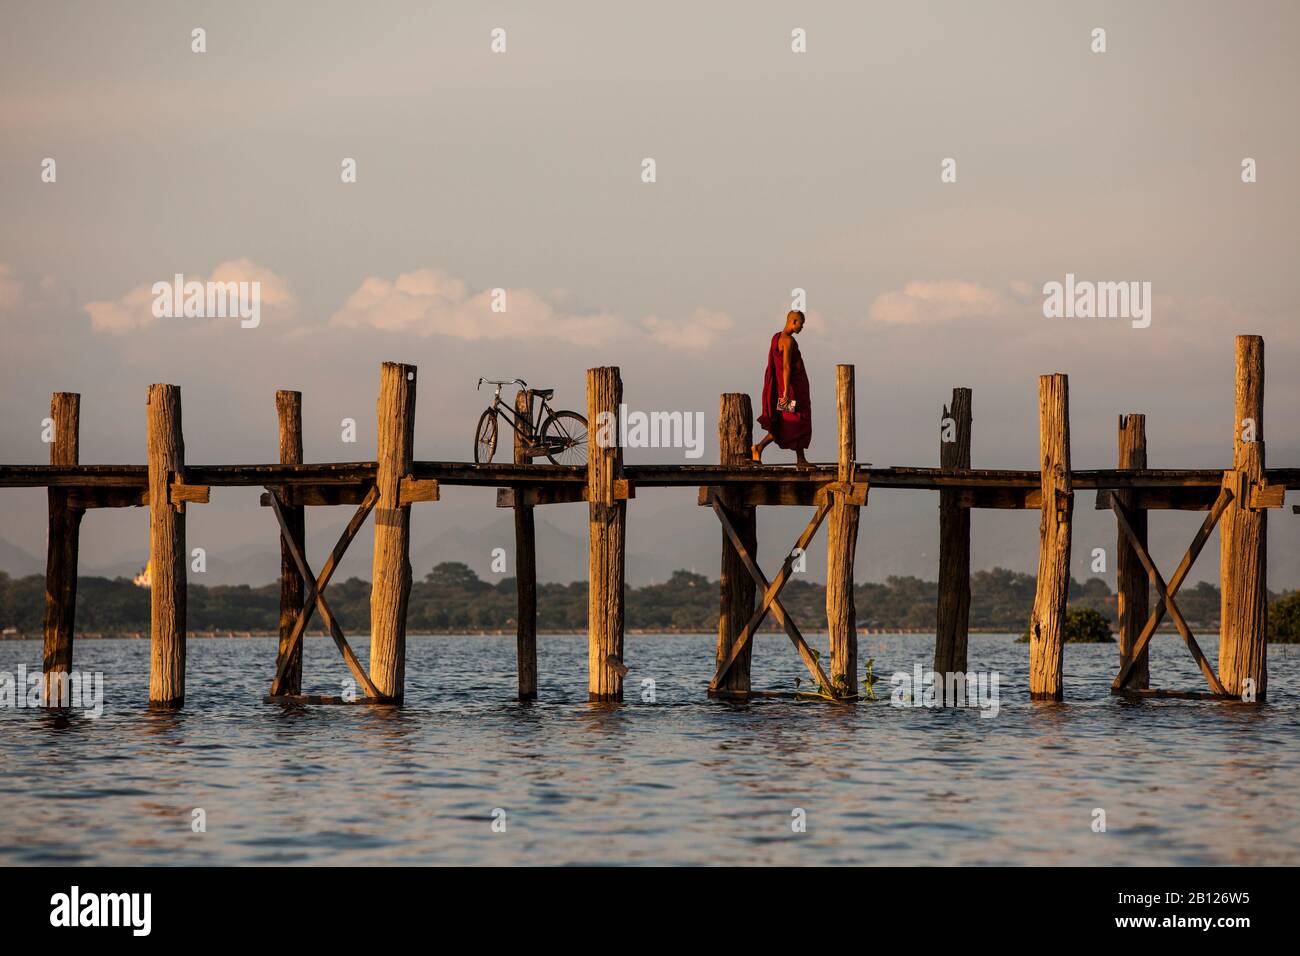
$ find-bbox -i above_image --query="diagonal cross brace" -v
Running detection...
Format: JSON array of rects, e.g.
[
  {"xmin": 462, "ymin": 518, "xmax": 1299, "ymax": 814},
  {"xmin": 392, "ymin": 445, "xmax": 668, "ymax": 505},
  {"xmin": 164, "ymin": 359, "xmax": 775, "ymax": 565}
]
[
  {"xmin": 708, "ymin": 492, "xmax": 838, "ymax": 696},
  {"xmin": 267, "ymin": 486, "xmax": 384, "ymax": 700},
  {"xmin": 1108, "ymin": 489, "xmax": 1231, "ymax": 696}
]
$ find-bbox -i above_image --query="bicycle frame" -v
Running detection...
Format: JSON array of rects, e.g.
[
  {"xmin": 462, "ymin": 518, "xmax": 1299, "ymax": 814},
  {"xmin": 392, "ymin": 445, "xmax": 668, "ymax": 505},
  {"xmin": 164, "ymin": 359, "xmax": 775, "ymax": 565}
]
[{"xmin": 483, "ymin": 382, "xmax": 554, "ymax": 443}]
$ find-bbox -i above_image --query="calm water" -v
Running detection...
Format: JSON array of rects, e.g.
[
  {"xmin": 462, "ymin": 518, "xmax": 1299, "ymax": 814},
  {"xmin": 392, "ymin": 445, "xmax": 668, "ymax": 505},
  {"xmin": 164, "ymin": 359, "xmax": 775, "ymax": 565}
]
[{"xmin": 1, "ymin": 633, "xmax": 1297, "ymax": 866}]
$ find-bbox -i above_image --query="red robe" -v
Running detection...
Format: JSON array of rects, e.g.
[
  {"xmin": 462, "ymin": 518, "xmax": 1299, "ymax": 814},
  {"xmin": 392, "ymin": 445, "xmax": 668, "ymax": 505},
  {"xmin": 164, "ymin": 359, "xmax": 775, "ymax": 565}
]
[{"xmin": 757, "ymin": 331, "xmax": 812, "ymax": 450}]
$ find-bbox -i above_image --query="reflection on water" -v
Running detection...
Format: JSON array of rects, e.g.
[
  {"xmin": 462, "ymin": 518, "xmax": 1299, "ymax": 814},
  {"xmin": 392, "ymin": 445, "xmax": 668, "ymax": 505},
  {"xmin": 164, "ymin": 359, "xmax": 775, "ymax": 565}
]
[{"xmin": 1, "ymin": 633, "xmax": 1296, "ymax": 865}]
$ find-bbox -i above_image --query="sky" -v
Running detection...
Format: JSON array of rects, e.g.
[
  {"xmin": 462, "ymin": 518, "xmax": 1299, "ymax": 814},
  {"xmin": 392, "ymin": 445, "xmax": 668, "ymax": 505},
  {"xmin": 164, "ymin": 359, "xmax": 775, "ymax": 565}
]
[{"xmin": 1, "ymin": 0, "xmax": 1297, "ymax": 589}]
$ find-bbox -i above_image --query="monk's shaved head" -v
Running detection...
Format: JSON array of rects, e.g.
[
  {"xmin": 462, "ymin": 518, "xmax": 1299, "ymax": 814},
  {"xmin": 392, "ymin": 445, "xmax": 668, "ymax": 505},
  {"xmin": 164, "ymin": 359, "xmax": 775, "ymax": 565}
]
[{"xmin": 785, "ymin": 309, "xmax": 806, "ymax": 332}]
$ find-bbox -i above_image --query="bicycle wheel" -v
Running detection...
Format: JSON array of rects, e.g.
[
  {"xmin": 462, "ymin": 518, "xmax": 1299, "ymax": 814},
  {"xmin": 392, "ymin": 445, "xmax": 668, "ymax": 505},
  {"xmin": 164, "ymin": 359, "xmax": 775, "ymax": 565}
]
[
  {"xmin": 474, "ymin": 408, "xmax": 498, "ymax": 464},
  {"xmin": 540, "ymin": 411, "xmax": 588, "ymax": 466}
]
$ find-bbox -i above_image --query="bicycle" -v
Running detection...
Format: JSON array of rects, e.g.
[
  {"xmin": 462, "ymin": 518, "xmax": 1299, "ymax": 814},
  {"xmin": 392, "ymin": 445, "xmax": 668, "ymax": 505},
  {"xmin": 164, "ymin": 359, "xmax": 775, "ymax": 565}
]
[{"xmin": 474, "ymin": 378, "xmax": 589, "ymax": 466}]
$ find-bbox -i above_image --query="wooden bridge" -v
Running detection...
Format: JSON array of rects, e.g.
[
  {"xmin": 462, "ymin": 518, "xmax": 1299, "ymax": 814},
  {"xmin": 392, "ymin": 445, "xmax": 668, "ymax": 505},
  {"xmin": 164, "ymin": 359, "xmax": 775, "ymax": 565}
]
[{"xmin": 2, "ymin": 335, "xmax": 1290, "ymax": 709}]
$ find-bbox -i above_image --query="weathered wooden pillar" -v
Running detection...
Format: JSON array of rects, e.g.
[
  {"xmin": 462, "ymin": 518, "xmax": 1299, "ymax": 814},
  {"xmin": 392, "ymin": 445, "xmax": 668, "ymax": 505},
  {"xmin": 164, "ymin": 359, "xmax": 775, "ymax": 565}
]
[
  {"xmin": 1219, "ymin": 335, "xmax": 1267, "ymax": 701},
  {"xmin": 275, "ymin": 390, "xmax": 306, "ymax": 696},
  {"xmin": 42, "ymin": 392, "xmax": 83, "ymax": 707},
  {"xmin": 514, "ymin": 387, "xmax": 538, "ymax": 701},
  {"xmin": 934, "ymin": 387, "xmax": 972, "ymax": 685},
  {"xmin": 826, "ymin": 365, "xmax": 860, "ymax": 697},
  {"xmin": 370, "ymin": 363, "xmax": 416, "ymax": 703},
  {"xmin": 1115, "ymin": 413, "xmax": 1150, "ymax": 690},
  {"xmin": 587, "ymin": 366, "xmax": 625, "ymax": 702},
  {"xmin": 715, "ymin": 393, "xmax": 756, "ymax": 696},
  {"xmin": 147, "ymin": 384, "xmax": 187, "ymax": 709},
  {"xmin": 1029, "ymin": 374, "xmax": 1071, "ymax": 701}
]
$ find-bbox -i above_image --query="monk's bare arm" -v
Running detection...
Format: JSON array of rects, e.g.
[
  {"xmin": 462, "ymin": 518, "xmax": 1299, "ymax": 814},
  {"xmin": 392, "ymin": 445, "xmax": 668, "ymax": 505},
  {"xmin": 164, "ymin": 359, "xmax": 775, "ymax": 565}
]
[{"xmin": 779, "ymin": 335, "xmax": 793, "ymax": 400}]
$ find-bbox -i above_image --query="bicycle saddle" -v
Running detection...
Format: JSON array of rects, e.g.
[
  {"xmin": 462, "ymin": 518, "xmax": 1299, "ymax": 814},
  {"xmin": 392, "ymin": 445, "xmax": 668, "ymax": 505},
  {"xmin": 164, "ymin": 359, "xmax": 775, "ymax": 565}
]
[{"xmin": 533, "ymin": 388, "xmax": 554, "ymax": 400}]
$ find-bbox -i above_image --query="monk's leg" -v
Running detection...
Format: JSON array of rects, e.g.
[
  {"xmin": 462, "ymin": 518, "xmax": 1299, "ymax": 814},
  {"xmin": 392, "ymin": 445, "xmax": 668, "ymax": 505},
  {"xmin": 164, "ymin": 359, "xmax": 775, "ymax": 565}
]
[{"xmin": 753, "ymin": 434, "xmax": 775, "ymax": 462}]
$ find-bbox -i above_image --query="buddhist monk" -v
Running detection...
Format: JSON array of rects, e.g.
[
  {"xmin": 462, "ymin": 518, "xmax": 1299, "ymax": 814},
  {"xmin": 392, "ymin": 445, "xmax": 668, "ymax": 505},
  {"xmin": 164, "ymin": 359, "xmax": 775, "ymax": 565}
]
[{"xmin": 753, "ymin": 309, "xmax": 812, "ymax": 468}]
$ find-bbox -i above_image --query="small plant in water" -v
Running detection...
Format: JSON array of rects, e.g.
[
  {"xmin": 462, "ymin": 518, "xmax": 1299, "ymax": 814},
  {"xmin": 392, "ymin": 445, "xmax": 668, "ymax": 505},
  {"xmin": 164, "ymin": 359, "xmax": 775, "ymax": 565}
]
[{"xmin": 861, "ymin": 657, "xmax": 880, "ymax": 701}]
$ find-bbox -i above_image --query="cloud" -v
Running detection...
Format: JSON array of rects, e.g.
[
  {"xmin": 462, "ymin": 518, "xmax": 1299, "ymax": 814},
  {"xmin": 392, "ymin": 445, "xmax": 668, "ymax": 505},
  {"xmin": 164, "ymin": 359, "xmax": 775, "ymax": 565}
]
[
  {"xmin": 84, "ymin": 259, "xmax": 295, "ymax": 334},
  {"xmin": 640, "ymin": 308, "xmax": 735, "ymax": 351},
  {"xmin": 0, "ymin": 264, "xmax": 23, "ymax": 311},
  {"xmin": 868, "ymin": 280, "xmax": 1015, "ymax": 325},
  {"xmin": 329, "ymin": 268, "xmax": 622, "ymax": 347}
]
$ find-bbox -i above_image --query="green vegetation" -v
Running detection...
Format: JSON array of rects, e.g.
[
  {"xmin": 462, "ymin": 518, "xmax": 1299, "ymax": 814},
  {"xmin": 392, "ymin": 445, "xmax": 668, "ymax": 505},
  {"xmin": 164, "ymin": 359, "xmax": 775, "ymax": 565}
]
[
  {"xmin": 0, "ymin": 565, "xmax": 1293, "ymax": 638},
  {"xmin": 1016, "ymin": 606, "xmax": 1115, "ymax": 644},
  {"xmin": 1267, "ymin": 590, "xmax": 1300, "ymax": 643}
]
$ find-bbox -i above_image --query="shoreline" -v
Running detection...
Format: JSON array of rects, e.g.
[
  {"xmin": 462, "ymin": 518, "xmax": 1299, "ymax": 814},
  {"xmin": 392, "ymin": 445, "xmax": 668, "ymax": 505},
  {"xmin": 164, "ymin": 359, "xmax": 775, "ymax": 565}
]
[{"xmin": 0, "ymin": 625, "xmax": 1213, "ymax": 640}]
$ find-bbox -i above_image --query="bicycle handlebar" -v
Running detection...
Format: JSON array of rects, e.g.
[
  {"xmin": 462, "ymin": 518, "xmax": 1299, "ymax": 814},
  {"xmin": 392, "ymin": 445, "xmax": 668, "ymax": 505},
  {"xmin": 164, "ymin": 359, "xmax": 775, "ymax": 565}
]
[{"xmin": 477, "ymin": 377, "xmax": 528, "ymax": 391}]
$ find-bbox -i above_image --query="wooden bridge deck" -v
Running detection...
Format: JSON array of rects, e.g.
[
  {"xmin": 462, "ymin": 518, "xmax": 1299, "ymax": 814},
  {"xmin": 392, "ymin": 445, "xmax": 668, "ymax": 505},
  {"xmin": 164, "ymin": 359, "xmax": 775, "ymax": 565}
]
[{"xmin": 3, "ymin": 461, "xmax": 1297, "ymax": 490}]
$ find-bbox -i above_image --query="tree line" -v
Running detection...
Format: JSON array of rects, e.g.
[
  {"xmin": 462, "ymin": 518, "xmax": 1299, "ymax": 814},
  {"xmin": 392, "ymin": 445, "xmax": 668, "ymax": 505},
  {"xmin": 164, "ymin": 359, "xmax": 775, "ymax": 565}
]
[{"xmin": 1, "ymin": 564, "xmax": 1297, "ymax": 639}]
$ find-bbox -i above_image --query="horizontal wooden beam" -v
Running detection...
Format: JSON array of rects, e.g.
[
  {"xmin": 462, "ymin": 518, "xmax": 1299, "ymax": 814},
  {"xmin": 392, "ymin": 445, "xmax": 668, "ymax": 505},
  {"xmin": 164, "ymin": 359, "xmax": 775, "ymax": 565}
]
[
  {"xmin": 497, "ymin": 479, "xmax": 634, "ymax": 508},
  {"xmin": 4, "ymin": 462, "xmax": 1300, "ymax": 493},
  {"xmin": 66, "ymin": 485, "xmax": 147, "ymax": 509},
  {"xmin": 696, "ymin": 480, "xmax": 867, "ymax": 508},
  {"xmin": 260, "ymin": 485, "xmax": 371, "ymax": 508},
  {"xmin": 1094, "ymin": 488, "xmax": 1223, "ymax": 512},
  {"xmin": 958, "ymin": 487, "xmax": 1042, "ymax": 510}
]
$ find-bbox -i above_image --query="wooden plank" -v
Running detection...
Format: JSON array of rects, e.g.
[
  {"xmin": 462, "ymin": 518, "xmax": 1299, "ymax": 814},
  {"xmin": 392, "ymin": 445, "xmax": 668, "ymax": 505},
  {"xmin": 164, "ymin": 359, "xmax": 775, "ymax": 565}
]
[
  {"xmin": 1111, "ymin": 488, "xmax": 1233, "ymax": 691},
  {"xmin": 1095, "ymin": 487, "xmax": 1220, "ymax": 511},
  {"xmin": 709, "ymin": 495, "xmax": 837, "ymax": 697},
  {"xmin": 9, "ymin": 461, "xmax": 1292, "ymax": 493},
  {"xmin": 259, "ymin": 485, "xmax": 370, "ymax": 507},
  {"xmin": 497, "ymin": 486, "xmax": 586, "ymax": 507},
  {"xmin": 398, "ymin": 476, "xmax": 440, "ymax": 504},
  {"xmin": 710, "ymin": 497, "xmax": 833, "ymax": 691},
  {"xmin": 1249, "ymin": 482, "xmax": 1285, "ymax": 510},
  {"xmin": 1111, "ymin": 496, "xmax": 1228, "ymax": 697},
  {"xmin": 268, "ymin": 490, "xmax": 383, "ymax": 700},
  {"xmin": 169, "ymin": 480, "xmax": 210, "ymax": 507},
  {"xmin": 957, "ymin": 487, "xmax": 1041, "ymax": 510},
  {"xmin": 67, "ymin": 486, "xmax": 148, "ymax": 509}
]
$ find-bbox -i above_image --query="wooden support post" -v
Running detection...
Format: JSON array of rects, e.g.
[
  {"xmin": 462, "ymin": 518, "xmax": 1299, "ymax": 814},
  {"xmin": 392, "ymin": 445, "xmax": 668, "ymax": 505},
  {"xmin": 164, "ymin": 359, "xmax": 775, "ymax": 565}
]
[
  {"xmin": 934, "ymin": 387, "xmax": 972, "ymax": 686},
  {"xmin": 42, "ymin": 392, "xmax": 82, "ymax": 707},
  {"xmin": 1115, "ymin": 414, "xmax": 1150, "ymax": 690},
  {"xmin": 147, "ymin": 384, "xmax": 186, "ymax": 709},
  {"xmin": 275, "ymin": 390, "xmax": 306, "ymax": 696},
  {"xmin": 587, "ymin": 367, "xmax": 625, "ymax": 702},
  {"xmin": 715, "ymin": 393, "xmax": 757, "ymax": 696},
  {"xmin": 369, "ymin": 363, "xmax": 416, "ymax": 703},
  {"xmin": 825, "ymin": 365, "xmax": 860, "ymax": 698},
  {"xmin": 1219, "ymin": 335, "xmax": 1267, "ymax": 701},
  {"xmin": 514, "ymin": 387, "xmax": 538, "ymax": 701},
  {"xmin": 1029, "ymin": 374, "xmax": 1071, "ymax": 701}
]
